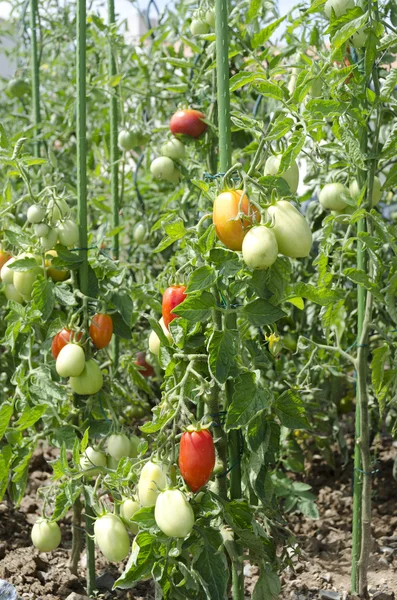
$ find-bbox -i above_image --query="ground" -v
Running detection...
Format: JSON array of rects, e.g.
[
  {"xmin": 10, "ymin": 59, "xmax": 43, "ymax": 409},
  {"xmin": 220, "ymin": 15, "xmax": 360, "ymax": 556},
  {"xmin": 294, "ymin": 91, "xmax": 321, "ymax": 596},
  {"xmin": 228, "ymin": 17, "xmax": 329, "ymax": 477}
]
[{"xmin": 0, "ymin": 437, "xmax": 396, "ymax": 600}]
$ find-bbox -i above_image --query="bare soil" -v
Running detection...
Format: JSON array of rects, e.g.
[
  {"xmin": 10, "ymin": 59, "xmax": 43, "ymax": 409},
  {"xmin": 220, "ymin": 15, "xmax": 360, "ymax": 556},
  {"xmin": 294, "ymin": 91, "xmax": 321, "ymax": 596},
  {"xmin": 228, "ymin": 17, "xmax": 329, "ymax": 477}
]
[{"xmin": 0, "ymin": 437, "xmax": 396, "ymax": 600}]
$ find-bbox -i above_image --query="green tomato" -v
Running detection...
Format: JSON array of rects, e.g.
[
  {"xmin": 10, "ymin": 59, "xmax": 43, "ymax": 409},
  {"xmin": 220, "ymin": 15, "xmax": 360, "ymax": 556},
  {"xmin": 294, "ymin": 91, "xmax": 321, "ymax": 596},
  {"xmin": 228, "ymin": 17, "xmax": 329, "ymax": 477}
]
[
  {"xmin": 27, "ymin": 204, "xmax": 46, "ymax": 224},
  {"xmin": 138, "ymin": 461, "xmax": 167, "ymax": 507},
  {"xmin": 349, "ymin": 176, "xmax": 381, "ymax": 206},
  {"xmin": 7, "ymin": 78, "xmax": 30, "ymax": 98},
  {"xmin": 80, "ymin": 446, "xmax": 107, "ymax": 475},
  {"xmin": 13, "ymin": 259, "xmax": 42, "ymax": 300},
  {"xmin": 133, "ymin": 223, "xmax": 147, "ymax": 245},
  {"xmin": 148, "ymin": 317, "xmax": 172, "ymax": 357},
  {"xmin": 120, "ymin": 498, "xmax": 140, "ymax": 534},
  {"xmin": 161, "ymin": 139, "xmax": 186, "ymax": 161},
  {"xmin": 48, "ymin": 198, "xmax": 70, "ymax": 225},
  {"xmin": 190, "ymin": 18, "xmax": 209, "ymax": 35},
  {"xmin": 324, "ymin": 0, "xmax": 355, "ymax": 18},
  {"xmin": 205, "ymin": 8, "xmax": 215, "ymax": 26},
  {"xmin": 154, "ymin": 490, "xmax": 194, "ymax": 538},
  {"xmin": 40, "ymin": 228, "xmax": 58, "ymax": 251},
  {"xmin": 4, "ymin": 283, "xmax": 24, "ymax": 304},
  {"xmin": 56, "ymin": 344, "xmax": 86, "ymax": 378},
  {"xmin": 1, "ymin": 257, "xmax": 16, "ymax": 284},
  {"xmin": 264, "ymin": 155, "xmax": 299, "ymax": 194},
  {"xmin": 35, "ymin": 223, "xmax": 50, "ymax": 237},
  {"xmin": 57, "ymin": 220, "xmax": 79, "ymax": 247},
  {"xmin": 107, "ymin": 433, "xmax": 131, "ymax": 461},
  {"xmin": 118, "ymin": 130, "xmax": 135, "ymax": 151},
  {"xmin": 94, "ymin": 514, "xmax": 130, "ymax": 562},
  {"xmin": 242, "ymin": 226, "xmax": 279, "ymax": 270},
  {"xmin": 319, "ymin": 183, "xmax": 349, "ymax": 211},
  {"xmin": 107, "ymin": 455, "xmax": 119, "ymax": 469},
  {"xmin": 150, "ymin": 156, "xmax": 175, "ymax": 182},
  {"xmin": 69, "ymin": 359, "xmax": 103, "ymax": 396},
  {"xmin": 267, "ymin": 201, "xmax": 312, "ymax": 258},
  {"xmin": 31, "ymin": 519, "xmax": 61, "ymax": 552}
]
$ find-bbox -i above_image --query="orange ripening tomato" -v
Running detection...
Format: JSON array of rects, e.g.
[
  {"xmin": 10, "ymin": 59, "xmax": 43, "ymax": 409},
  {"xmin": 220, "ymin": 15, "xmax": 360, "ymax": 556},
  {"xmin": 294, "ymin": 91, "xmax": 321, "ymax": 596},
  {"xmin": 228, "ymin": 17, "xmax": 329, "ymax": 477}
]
[
  {"xmin": 179, "ymin": 428, "xmax": 215, "ymax": 492},
  {"xmin": 0, "ymin": 250, "xmax": 11, "ymax": 272},
  {"xmin": 213, "ymin": 190, "xmax": 260, "ymax": 251},
  {"xmin": 162, "ymin": 285, "xmax": 187, "ymax": 329},
  {"xmin": 89, "ymin": 314, "xmax": 113, "ymax": 349},
  {"xmin": 51, "ymin": 328, "xmax": 82, "ymax": 360},
  {"xmin": 170, "ymin": 109, "xmax": 207, "ymax": 139}
]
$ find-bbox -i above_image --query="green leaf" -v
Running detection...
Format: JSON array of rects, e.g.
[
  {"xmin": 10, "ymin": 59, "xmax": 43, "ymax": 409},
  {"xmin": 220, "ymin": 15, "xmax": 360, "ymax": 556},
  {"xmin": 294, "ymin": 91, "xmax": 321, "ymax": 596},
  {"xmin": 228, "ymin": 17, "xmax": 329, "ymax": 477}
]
[
  {"xmin": 305, "ymin": 99, "xmax": 348, "ymax": 118},
  {"xmin": 365, "ymin": 31, "xmax": 378, "ymax": 79},
  {"xmin": 267, "ymin": 117, "xmax": 295, "ymax": 142},
  {"xmin": 8, "ymin": 257, "xmax": 39, "ymax": 271},
  {"xmin": 208, "ymin": 329, "xmax": 238, "ymax": 385},
  {"xmin": 253, "ymin": 80, "xmax": 284, "ymax": 100},
  {"xmin": 289, "ymin": 282, "xmax": 343, "ymax": 306},
  {"xmin": 371, "ymin": 345, "xmax": 389, "ymax": 395},
  {"xmin": 226, "ymin": 372, "xmax": 272, "ymax": 430},
  {"xmin": 155, "ymin": 218, "xmax": 187, "ymax": 253},
  {"xmin": 274, "ymin": 390, "xmax": 310, "ymax": 429},
  {"xmin": 15, "ymin": 404, "xmax": 47, "ymax": 431},
  {"xmin": 252, "ymin": 565, "xmax": 281, "ymax": 600},
  {"xmin": 252, "ymin": 16, "xmax": 286, "ymax": 48},
  {"xmin": 174, "ymin": 292, "xmax": 216, "ymax": 323},
  {"xmin": 279, "ymin": 131, "xmax": 305, "ymax": 172},
  {"xmin": 32, "ymin": 276, "xmax": 55, "ymax": 321},
  {"xmin": 194, "ymin": 541, "xmax": 228, "ymax": 600},
  {"xmin": 0, "ymin": 403, "xmax": 13, "ymax": 438},
  {"xmin": 344, "ymin": 268, "xmax": 382, "ymax": 300},
  {"xmin": 187, "ymin": 266, "xmax": 217, "ymax": 292},
  {"xmin": 331, "ymin": 13, "xmax": 368, "ymax": 50},
  {"xmin": 115, "ymin": 532, "xmax": 155, "ymax": 589},
  {"xmin": 242, "ymin": 298, "xmax": 285, "ymax": 326},
  {"xmin": 247, "ymin": 0, "xmax": 261, "ymax": 22}
]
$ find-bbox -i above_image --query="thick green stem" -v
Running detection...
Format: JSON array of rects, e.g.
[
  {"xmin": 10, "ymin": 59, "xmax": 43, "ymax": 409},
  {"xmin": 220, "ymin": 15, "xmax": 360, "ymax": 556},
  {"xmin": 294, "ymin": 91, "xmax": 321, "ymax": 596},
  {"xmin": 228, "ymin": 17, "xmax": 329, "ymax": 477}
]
[
  {"xmin": 108, "ymin": 0, "xmax": 120, "ymax": 365},
  {"xmin": 76, "ymin": 0, "xmax": 88, "ymax": 295},
  {"xmin": 84, "ymin": 490, "xmax": 96, "ymax": 596},
  {"xmin": 29, "ymin": 0, "xmax": 40, "ymax": 158},
  {"xmin": 69, "ymin": 496, "xmax": 82, "ymax": 575},
  {"xmin": 215, "ymin": 0, "xmax": 243, "ymax": 597}
]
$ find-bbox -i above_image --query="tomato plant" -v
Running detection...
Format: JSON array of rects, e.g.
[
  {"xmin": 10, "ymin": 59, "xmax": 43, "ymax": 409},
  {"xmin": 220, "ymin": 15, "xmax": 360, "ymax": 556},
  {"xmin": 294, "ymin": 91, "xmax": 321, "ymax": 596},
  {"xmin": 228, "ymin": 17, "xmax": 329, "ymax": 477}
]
[
  {"xmin": 69, "ymin": 359, "xmax": 103, "ymax": 395},
  {"xmin": 55, "ymin": 343, "xmax": 86, "ymax": 378},
  {"xmin": 51, "ymin": 329, "xmax": 82, "ymax": 359}
]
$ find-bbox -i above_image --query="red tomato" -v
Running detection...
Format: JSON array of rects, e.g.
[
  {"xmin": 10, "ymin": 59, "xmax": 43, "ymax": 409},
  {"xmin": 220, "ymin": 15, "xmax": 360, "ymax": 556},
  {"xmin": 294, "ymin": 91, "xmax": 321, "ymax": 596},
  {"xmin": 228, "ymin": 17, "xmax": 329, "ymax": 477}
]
[
  {"xmin": 170, "ymin": 109, "xmax": 207, "ymax": 139},
  {"xmin": 89, "ymin": 313, "xmax": 113, "ymax": 349},
  {"xmin": 162, "ymin": 285, "xmax": 187, "ymax": 329},
  {"xmin": 178, "ymin": 428, "xmax": 215, "ymax": 492},
  {"xmin": 135, "ymin": 351, "xmax": 155, "ymax": 377},
  {"xmin": 51, "ymin": 329, "xmax": 82, "ymax": 360}
]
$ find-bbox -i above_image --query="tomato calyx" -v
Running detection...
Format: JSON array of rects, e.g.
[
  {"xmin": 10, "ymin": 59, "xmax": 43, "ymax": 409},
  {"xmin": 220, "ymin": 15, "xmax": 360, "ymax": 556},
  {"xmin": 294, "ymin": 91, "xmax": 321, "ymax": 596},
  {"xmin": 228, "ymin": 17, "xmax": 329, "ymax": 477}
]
[{"xmin": 184, "ymin": 422, "xmax": 212, "ymax": 433}]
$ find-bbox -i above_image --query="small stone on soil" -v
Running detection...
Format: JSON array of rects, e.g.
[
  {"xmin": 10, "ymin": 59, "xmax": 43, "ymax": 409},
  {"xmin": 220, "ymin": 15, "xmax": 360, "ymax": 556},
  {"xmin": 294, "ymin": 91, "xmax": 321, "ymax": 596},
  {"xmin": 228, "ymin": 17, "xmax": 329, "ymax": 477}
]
[
  {"xmin": 319, "ymin": 592, "xmax": 340, "ymax": 600},
  {"xmin": 96, "ymin": 572, "xmax": 116, "ymax": 590},
  {"xmin": 65, "ymin": 594, "xmax": 90, "ymax": 600}
]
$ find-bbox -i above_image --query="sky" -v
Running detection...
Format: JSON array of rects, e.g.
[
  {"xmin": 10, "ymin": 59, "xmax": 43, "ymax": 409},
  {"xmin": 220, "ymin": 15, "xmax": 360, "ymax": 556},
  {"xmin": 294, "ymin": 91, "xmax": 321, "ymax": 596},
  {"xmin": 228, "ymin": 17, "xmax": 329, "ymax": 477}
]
[{"xmin": 0, "ymin": 0, "xmax": 299, "ymax": 21}]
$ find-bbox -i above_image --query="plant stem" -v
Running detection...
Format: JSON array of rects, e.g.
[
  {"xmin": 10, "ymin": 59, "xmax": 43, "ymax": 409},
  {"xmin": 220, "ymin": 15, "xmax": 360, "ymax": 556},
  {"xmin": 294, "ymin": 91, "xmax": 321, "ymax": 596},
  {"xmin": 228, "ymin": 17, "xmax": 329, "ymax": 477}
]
[
  {"xmin": 215, "ymin": 0, "xmax": 243, "ymax": 596},
  {"xmin": 84, "ymin": 489, "xmax": 96, "ymax": 596},
  {"xmin": 108, "ymin": 0, "xmax": 120, "ymax": 366},
  {"xmin": 76, "ymin": 0, "xmax": 88, "ymax": 296},
  {"xmin": 69, "ymin": 495, "xmax": 82, "ymax": 575},
  {"xmin": 29, "ymin": 0, "xmax": 40, "ymax": 158}
]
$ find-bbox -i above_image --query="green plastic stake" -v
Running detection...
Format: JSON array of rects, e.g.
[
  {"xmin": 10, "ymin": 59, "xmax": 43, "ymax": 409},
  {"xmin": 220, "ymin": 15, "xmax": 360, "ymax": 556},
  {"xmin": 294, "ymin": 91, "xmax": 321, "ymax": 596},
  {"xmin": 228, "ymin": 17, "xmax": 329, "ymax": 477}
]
[
  {"xmin": 215, "ymin": 0, "xmax": 244, "ymax": 597},
  {"xmin": 29, "ymin": 0, "xmax": 40, "ymax": 158},
  {"xmin": 76, "ymin": 0, "xmax": 89, "ymax": 297}
]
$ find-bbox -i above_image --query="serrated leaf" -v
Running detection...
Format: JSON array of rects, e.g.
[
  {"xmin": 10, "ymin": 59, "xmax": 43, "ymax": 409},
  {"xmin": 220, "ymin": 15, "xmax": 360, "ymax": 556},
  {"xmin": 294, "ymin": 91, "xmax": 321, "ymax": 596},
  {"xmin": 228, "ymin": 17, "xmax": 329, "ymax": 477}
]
[
  {"xmin": 187, "ymin": 266, "xmax": 217, "ymax": 292},
  {"xmin": 274, "ymin": 390, "xmax": 309, "ymax": 429},
  {"xmin": 226, "ymin": 372, "xmax": 272, "ymax": 430},
  {"xmin": 252, "ymin": 16, "xmax": 286, "ymax": 48},
  {"xmin": 242, "ymin": 298, "xmax": 285, "ymax": 326},
  {"xmin": 208, "ymin": 329, "xmax": 238, "ymax": 385},
  {"xmin": 371, "ymin": 345, "xmax": 389, "ymax": 395},
  {"xmin": 0, "ymin": 403, "xmax": 13, "ymax": 438},
  {"xmin": 174, "ymin": 291, "xmax": 216, "ymax": 323},
  {"xmin": 32, "ymin": 276, "xmax": 55, "ymax": 321},
  {"xmin": 15, "ymin": 404, "xmax": 47, "ymax": 431}
]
